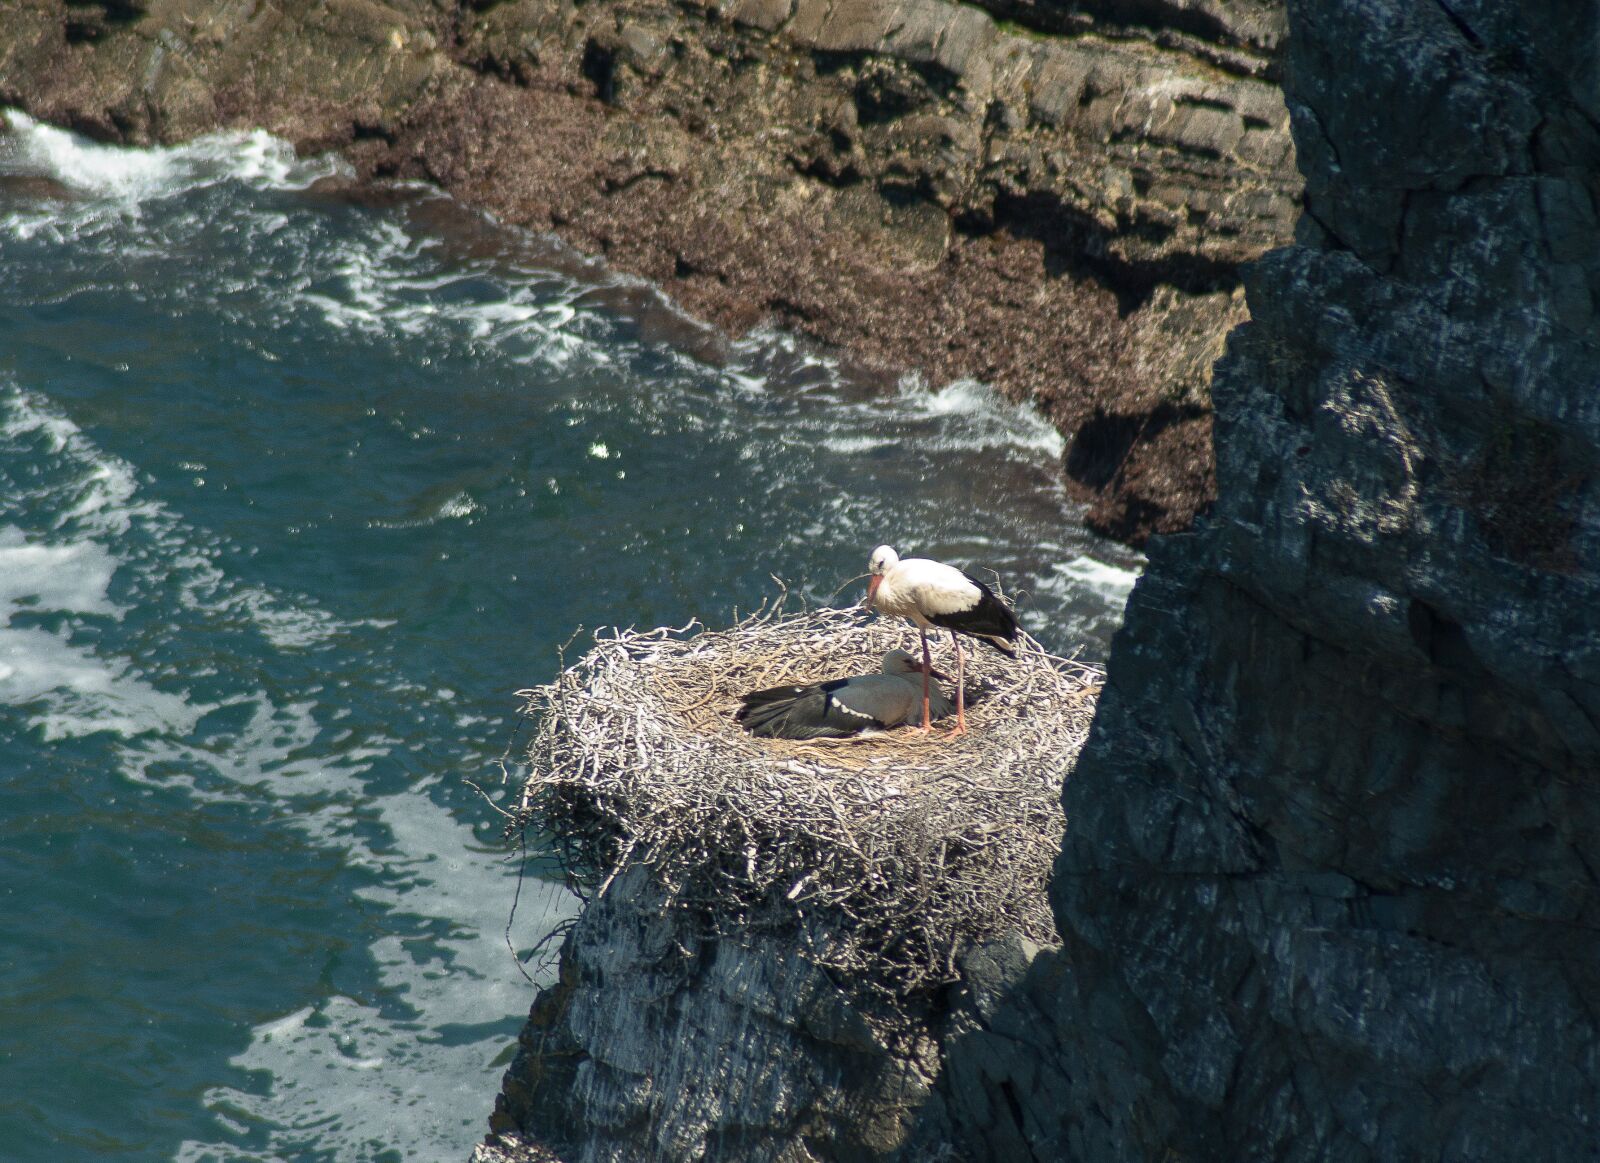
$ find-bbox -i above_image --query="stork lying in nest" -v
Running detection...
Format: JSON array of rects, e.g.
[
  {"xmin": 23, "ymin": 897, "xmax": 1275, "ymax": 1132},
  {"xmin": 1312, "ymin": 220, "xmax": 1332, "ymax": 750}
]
[{"xmin": 735, "ymin": 649, "xmax": 954, "ymax": 739}]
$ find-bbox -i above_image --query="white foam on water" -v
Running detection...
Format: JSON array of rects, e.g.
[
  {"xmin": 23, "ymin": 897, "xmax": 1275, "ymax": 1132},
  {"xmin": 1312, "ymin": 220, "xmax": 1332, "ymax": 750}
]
[
  {"xmin": 0, "ymin": 529, "xmax": 120, "ymax": 620},
  {"xmin": 0, "ymin": 625, "xmax": 206, "ymax": 740},
  {"xmin": 2, "ymin": 377, "xmax": 157, "ymax": 538},
  {"xmin": 195, "ymin": 799, "xmax": 567, "ymax": 1156},
  {"xmin": 2, "ymin": 380, "xmax": 413, "ymax": 668},
  {"xmin": 436, "ymin": 492, "xmax": 480, "ymax": 520},
  {"xmin": 0, "ymin": 384, "xmax": 81, "ymax": 450},
  {"xmin": 1043, "ymin": 554, "xmax": 1142, "ymax": 608},
  {"xmin": 366, "ymin": 490, "xmax": 482, "ymax": 531},
  {"xmin": 728, "ymin": 324, "xmax": 837, "ymax": 370},
  {"xmin": 0, "ymin": 108, "xmax": 344, "ymax": 202},
  {"xmin": 719, "ymin": 327, "xmax": 1064, "ymax": 461},
  {"xmin": 174, "ymin": 788, "xmax": 576, "ymax": 1161},
  {"xmin": 283, "ymin": 220, "xmax": 595, "ymax": 369},
  {"xmin": 223, "ymin": 586, "xmax": 354, "ymax": 651},
  {"xmin": 897, "ymin": 378, "xmax": 1066, "ymax": 456},
  {"xmin": 0, "ymin": 528, "xmax": 195, "ymax": 737},
  {"xmin": 819, "ymin": 433, "xmax": 894, "ymax": 454},
  {"xmin": 0, "ymin": 109, "xmax": 346, "ymax": 251},
  {"xmin": 0, "ymin": 391, "xmax": 217, "ymax": 739}
]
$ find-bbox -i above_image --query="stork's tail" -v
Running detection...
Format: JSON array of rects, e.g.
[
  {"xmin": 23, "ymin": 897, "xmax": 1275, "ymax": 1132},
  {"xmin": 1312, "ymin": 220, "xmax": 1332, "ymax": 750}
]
[
  {"xmin": 977, "ymin": 633, "xmax": 1017, "ymax": 659},
  {"xmin": 738, "ymin": 684, "xmax": 809, "ymax": 711},
  {"xmin": 737, "ymin": 694, "xmax": 799, "ymax": 736}
]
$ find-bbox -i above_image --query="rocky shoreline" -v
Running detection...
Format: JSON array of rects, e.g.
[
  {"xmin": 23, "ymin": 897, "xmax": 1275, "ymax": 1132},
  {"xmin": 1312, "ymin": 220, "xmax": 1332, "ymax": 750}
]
[{"xmin": 1, "ymin": 0, "xmax": 1299, "ymax": 542}]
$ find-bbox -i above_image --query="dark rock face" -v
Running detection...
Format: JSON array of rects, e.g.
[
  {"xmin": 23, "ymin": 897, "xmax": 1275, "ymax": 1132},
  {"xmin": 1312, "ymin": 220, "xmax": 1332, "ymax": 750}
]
[
  {"xmin": 0, "ymin": 0, "xmax": 1300, "ymax": 541},
  {"xmin": 480, "ymin": 867, "xmax": 943, "ymax": 1163},
  {"xmin": 962, "ymin": 0, "xmax": 1600, "ymax": 1158}
]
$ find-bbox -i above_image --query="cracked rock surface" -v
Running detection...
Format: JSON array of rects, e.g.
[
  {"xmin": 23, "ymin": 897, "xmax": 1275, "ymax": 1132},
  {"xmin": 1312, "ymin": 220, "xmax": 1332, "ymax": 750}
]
[{"xmin": 476, "ymin": 866, "xmax": 945, "ymax": 1163}]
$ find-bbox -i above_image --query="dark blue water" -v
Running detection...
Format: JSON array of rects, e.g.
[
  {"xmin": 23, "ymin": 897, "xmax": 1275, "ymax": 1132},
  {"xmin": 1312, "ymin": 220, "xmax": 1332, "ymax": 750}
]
[{"xmin": 0, "ymin": 111, "xmax": 1140, "ymax": 1161}]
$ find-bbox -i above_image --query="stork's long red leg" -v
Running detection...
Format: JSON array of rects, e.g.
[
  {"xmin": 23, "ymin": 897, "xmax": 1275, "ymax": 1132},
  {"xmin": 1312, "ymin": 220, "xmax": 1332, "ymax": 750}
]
[
  {"xmin": 919, "ymin": 627, "xmax": 934, "ymax": 731},
  {"xmin": 951, "ymin": 630, "xmax": 968, "ymax": 736}
]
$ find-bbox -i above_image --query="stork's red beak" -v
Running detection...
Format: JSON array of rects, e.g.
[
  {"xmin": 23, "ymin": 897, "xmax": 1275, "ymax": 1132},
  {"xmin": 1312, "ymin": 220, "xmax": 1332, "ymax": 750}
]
[
  {"xmin": 864, "ymin": 575, "xmax": 882, "ymax": 607},
  {"xmin": 926, "ymin": 663, "xmax": 951, "ymax": 682}
]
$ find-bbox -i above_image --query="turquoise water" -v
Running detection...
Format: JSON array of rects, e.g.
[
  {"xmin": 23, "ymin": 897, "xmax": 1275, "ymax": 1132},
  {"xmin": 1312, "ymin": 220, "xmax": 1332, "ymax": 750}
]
[{"xmin": 0, "ymin": 112, "xmax": 1139, "ymax": 1161}]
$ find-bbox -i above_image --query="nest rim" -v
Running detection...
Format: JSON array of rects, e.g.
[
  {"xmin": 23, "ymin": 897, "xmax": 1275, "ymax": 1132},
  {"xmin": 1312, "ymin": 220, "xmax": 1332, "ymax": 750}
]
[{"xmin": 509, "ymin": 597, "xmax": 1101, "ymax": 1004}]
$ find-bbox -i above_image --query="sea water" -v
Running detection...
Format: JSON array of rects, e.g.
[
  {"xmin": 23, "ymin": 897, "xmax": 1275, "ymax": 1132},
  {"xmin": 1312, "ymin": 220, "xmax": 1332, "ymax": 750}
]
[{"xmin": 0, "ymin": 110, "xmax": 1141, "ymax": 1161}]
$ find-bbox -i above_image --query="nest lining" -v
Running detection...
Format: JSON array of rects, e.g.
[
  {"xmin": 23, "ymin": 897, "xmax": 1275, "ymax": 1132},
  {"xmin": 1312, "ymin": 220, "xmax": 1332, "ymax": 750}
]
[{"xmin": 509, "ymin": 600, "xmax": 1102, "ymax": 1001}]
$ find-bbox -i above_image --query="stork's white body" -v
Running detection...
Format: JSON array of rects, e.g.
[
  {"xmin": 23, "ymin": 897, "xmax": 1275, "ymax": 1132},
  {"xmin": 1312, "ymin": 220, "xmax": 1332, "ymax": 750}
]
[
  {"xmin": 868, "ymin": 556, "xmax": 989, "ymax": 630},
  {"xmin": 865, "ymin": 545, "xmax": 1019, "ymax": 734}
]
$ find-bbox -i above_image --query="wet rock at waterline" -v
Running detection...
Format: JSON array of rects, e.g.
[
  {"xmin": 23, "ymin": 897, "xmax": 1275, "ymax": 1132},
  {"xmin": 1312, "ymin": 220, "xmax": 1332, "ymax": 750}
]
[{"xmin": 0, "ymin": 0, "xmax": 1300, "ymax": 542}]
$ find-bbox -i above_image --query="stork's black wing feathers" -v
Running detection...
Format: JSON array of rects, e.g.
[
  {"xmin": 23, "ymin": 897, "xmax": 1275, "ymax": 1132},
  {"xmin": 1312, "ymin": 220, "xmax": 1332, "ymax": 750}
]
[
  {"xmin": 737, "ymin": 678, "xmax": 872, "ymax": 739},
  {"xmin": 737, "ymin": 683, "xmax": 812, "ymax": 711},
  {"xmin": 925, "ymin": 573, "xmax": 1019, "ymax": 656},
  {"xmin": 737, "ymin": 677, "xmax": 850, "ymax": 712}
]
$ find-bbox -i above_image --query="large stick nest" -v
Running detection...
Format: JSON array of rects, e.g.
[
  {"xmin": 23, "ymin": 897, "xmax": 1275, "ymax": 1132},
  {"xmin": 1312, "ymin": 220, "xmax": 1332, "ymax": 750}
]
[{"xmin": 509, "ymin": 600, "xmax": 1101, "ymax": 1002}]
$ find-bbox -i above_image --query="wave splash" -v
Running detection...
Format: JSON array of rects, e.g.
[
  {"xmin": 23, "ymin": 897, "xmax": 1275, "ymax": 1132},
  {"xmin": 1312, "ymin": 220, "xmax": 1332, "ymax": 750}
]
[
  {"xmin": 0, "ymin": 108, "xmax": 341, "ymax": 200},
  {"xmin": 0, "ymin": 108, "xmax": 345, "ymax": 243}
]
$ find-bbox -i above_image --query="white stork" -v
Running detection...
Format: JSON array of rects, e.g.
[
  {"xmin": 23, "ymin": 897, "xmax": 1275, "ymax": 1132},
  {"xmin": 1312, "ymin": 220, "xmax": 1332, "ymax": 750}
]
[
  {"xmin": 736, "ymin": 649, "xmax": 954, "ymax": 739},
  {"xmin": 864, "ymin": 544, "xmax": 1019, "ymax": 734}
]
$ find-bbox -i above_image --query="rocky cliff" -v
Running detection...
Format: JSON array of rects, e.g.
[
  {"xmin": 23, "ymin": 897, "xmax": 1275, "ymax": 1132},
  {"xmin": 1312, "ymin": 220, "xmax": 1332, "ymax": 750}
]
[
  {"xmin": 0, "ymin": 0, "xmax": 1298, "ymax": 540},
  {"xmin": 466, "ymin": 0, "xmax": 1600, "ymax": 1155},
  {"xmin": 478, "ymin": 867, "xmax": 947, "ymax": 1163},
  {"xmin": 926, "ymin": 0, "xmax": 1600, "ymax": 1158}
]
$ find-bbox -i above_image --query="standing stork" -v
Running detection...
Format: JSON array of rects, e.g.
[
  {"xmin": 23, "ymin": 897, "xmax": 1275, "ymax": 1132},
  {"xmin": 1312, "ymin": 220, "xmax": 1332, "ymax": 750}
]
[{"xmin": 864, "ymin": 544, "xmax": 1019, "ymax": 735}]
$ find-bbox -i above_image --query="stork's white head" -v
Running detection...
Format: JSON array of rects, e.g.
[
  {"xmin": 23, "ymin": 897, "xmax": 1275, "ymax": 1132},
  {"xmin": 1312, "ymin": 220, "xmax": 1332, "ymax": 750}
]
[
  {"xmin": 881, "ymin": 648, "xmax": 919, "ymax": 675},
  {"xmin": 881, "ymin": 648, "xmax": 949, "ymax": 681},
  {"xmin": 866, "ymin": 544, "xmax": 899, "ymax": 606}
]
